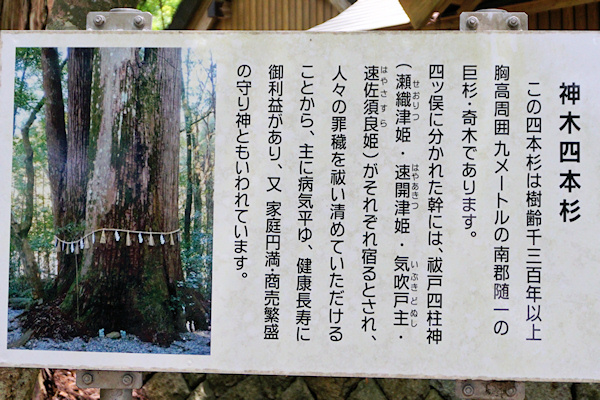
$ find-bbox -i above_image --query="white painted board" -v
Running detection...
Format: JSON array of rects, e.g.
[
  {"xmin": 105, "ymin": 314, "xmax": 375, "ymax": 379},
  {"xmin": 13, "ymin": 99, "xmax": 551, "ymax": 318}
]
[{"xmin": 1, "ymin": 31, "xmax": 599, "ymax": 382}]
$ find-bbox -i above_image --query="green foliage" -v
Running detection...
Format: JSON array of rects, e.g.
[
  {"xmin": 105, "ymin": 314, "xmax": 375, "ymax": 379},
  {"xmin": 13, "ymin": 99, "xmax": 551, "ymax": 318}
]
[
  {"xmin": 12, "ymin": 111, "xmax": 53, "ymax": 249},
  {"xmin": 9, "ymin": 259, "xmax": 25, "ymax": 294},
  {"xmin": 12, "ymin": 120, "xmax": 54, "ymax": 252},
  {"xmin": 8, "ymin": 274, "xmax": 34, "ymax": 299},
  {"xmin": 12, "ymin": 48, "xmax": 61, "ymax": 289},
  {"xmin": 178, "ymin": 50, "xmax": 216, "ymax": 302},
  {"xmin": 138, "ymin": 0, "xmax": 184, "ymax": 30},
  {"xmin": 14, "ymin": 48, "xmax": 43, "ymax": 112},
  {"xmin": 181, "ymin": 231, "xmax": 212, "ymax": 299}
]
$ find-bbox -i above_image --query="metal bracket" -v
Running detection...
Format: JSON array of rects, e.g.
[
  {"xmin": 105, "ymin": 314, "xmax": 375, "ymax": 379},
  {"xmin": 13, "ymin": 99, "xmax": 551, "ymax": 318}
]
[
  {"xmin": 87, "ymin": 8, "xmax": 153, "ymax": 31},
  {"xmin": 76, "ymin": 371, "xmax": 143, "ymax": 400},
  {"xmin": 456, "ymin": 10, "xmax": 526, "ymax": 398},
  {"xmin": 456, "ymin": 380, "xmax": 525, "ymax": 400},
  {"xmin": 76, "ymin": 370, "xmax": 143, "ymax": 389},
  {"xmin": 460, "ymin": 9, "xmax": 528, "ymax": 31}
]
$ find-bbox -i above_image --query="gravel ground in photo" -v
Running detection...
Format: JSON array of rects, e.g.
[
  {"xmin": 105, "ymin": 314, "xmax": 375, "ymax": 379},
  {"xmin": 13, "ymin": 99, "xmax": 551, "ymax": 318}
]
[{"xmin": 7, "ymin": 307, "xmax": 210, "ymax": 355}]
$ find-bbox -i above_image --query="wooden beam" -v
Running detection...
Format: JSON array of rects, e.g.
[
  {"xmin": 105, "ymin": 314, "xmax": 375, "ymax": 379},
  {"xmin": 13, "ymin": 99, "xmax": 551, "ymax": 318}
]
[
  {"xmin": 195, "ymin": 12, "xmax": 216, "ymax": 30},
  {"xmin": 283, "ymin": 0, "xmax": 290, "ymax": 29},
  {"xmin": 311, "ymin": 0, "xmax": 318, "ymax": 28},
  {"xmin": 550, "ymin": 8, "xmax": 562, "ymax": 28},
  {"xmin": 503, "ymin": 0, "xmax": 600, "ymax": 14},
  {"xmin": 262, "ymin": 0, "xmax": 269, "ymax": 29},
  {"xmin": 328, "ymin": 0, "xmax": 351, "ymax": 13},
  {"xmin": 317, "ymin": 0, "xmax": 325, "ymax": 23},
  {"xmin": 398, "ymin": 0, "xmax": 445, "ymax": 29},
  {"xmin": 575, "ymin": 4, "xmax": 587, "ymax": 29},
  {"xmin": 587, "ymin": 2, "xmax": 599, "ymax": 29},
  {"xmin": 270, "ymin": 0, "xmax": 276, "ymax": 30},
  {"xmin": 170, "ymin": 0, "xmax": 211, "ymax": 29},
  {"xmin": 186, "ymin": 1, "xmax": 216, "ymax": 30},
  {"xmin": 537, "ymin": 10, "xmax": 550, "ymax": 28},
  {"xmin": 563, "ymin": 6, "xmax": 575, "ymax": 29},
  {"xmin": 422, "ymin": 14, "xmax": 459, "ymax": 29},
  {"xmin": 250, "ymin": 0, "xmax": 257, "ymax": 30},
  {"xmin": 529, "ymin": 12, "xmax": 537, "ymax": 29},
  {"xmin": 388, "ymin": 0, "xmax": 600, "ymax": 31},
  {"xmin": 456, "ymin": 0, "xmax": 485, "ymax": 14},
  {"xmin": 383, "ymin": 14, "xmax": 460, "ymax": 30},
  {"xmin": 303, "ymin": 0, "xmax": 310, "ymax": 29},
  {"xmin": 436, "ymin": 0, "xmax": 455, "ymax": 14},
  {"xmin": 296, "ymin": 0, "xmax": 303, "ymax": 30}
]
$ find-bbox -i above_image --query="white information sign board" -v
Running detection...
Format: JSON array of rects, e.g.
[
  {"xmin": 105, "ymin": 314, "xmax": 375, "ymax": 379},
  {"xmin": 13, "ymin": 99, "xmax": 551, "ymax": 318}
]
[{"xmin": 1, "ymin": 31, "xmax": 600, "ymax": 382}]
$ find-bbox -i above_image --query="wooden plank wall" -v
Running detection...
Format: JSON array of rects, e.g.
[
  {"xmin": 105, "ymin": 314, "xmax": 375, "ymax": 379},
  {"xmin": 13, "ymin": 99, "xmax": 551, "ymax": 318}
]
[
  {"xmin": 529, "ymin": 2, "xmax": 600, "ymax": 29},
  {"xmin": 214, "ymin": 0, "xmax": 340, "ymax": 30}
]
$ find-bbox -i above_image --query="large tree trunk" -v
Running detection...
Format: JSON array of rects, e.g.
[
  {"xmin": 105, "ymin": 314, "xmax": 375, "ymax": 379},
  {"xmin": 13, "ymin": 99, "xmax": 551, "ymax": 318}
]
[
  {"xmin": 5, "ymin": 1, "xmax": 154, "ymax": 395},
  {"xmin": 46, "ymin": 0, "xmax": 139, "ymax": 29},
  {"xmin": 41, "ymin": 47, "xmax": 74, "ymax": 301},
  {"xmin": 65, "ymin": 48, "xmax": 92, "ymax": 225},
  {"xmin": 0, "ymin": 0, "xmax": 138, "ymax": 30},
  {"xmin": 41, "ymin": 48, "xmax": 67, "ymax": 233},
  {"xmin": 51, "ymin": 48, "xmax": 94, "ymax": 297},
  {"xmin": 0, "ymin": 0, "xmax": 49, "ymax": 30},
  {"xmin": 59, "ymin": 47, "xmax": 184, "ymax": 343}
]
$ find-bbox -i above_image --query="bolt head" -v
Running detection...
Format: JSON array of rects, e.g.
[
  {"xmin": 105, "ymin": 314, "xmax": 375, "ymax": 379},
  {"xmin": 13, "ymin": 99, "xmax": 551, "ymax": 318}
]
[
  {"xmin": 81, "ymin": 373, "xmax": 94, "ymax": 385},
  {"xmin": 506, "ymin": 387, "xmax": 517, "ymax": 397},
  {"xmin": 466, "ymin": 16, "xmax": 479, "ymax": 30},
  {"xmin": 122, "ymin": 373, "xmax": 134, "ymax": 386},
  {"xmin": 133, "ymin": 15, "xmax": 145, "ymax": 28},
  {"xmin": 507, "ymin": 16, "xmax": 520, "ymax": 29},
  {"xmin": 93, "ymin": 15, "xmax": 106, "ymax": 27},
  {"xmin": 462, "ymin": 384, "xmax": 475, "ymax": 397}
]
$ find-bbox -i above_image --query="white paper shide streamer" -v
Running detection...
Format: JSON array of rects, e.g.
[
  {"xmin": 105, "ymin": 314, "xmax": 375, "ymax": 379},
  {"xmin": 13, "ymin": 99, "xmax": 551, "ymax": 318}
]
[{"xmin": 54, "ymin": 228, "xmax": 181, "ymax": 254}]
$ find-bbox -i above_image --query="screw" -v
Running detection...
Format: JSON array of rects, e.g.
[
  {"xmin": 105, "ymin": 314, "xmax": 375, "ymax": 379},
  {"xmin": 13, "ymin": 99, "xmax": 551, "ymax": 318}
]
[
  {"xmin": 462, "ymin": 384, "xmax": 475, "ymax": 397},
  {"xmin": 466, "ymin": 16, "xmax": 479, "ymax": 30},
  {"xmin": 93, "ymin": 15, "xmax": 106, "ymax": 27},
  {"xmin": 506, "ymin": 387, "xmax": 517, "ymax": 397},
  {"xmin": 507, "ymin": 16, "xmax": 520, "ymax": 29},
  {"xmin": 81, "ymin": 373, "xmax": 94, "ymax": 385},
  {"xmin": 133, "ymin": 15, "xmax": 145, "ymax": 28},
  {"xmin": 122, "ymin": 373, "xmax": 134, "ymax": 386}
]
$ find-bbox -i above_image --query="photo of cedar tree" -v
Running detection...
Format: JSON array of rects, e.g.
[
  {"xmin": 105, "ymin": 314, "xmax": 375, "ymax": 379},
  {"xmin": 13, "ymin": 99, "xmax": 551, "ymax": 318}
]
[{"xmin": 9, "ymin": 46, "xmax": 214, "ymax": 354}]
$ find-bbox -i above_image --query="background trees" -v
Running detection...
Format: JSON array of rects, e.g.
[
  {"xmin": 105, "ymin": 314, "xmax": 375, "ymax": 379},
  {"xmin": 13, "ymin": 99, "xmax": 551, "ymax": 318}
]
[{"xmin": 0, "ymin": 0, "xmax": 183, "ymax": 30}]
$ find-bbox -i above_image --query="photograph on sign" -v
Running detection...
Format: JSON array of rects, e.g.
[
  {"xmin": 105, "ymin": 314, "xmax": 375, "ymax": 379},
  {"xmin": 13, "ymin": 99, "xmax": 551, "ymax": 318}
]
[{"xmin": 7, "ymin": 45, "xmax": 214, "ymax": 355}]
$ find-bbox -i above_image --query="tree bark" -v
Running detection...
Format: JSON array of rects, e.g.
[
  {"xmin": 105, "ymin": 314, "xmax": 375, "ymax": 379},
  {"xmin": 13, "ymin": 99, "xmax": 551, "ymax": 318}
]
[
  {"xmin": 59, "ymin": 47, "xmax": 184, "ymax": 343},
  {"xmin": 52, "ymin": 48, "xmax": 94, "ymax": 297},
  {"xmin": 41, "ymin": 48, "xmax": 67, "ymax": 237},
  {"xmin": 0, "ymin": 0, "xmax": 139, "ymax": 30},
  {"xmin": 46, "ymin": 0, "xmax": 139, "ymax": 30},
  {"xmin": 0, "ymin": 0, "xmax": 49, "ymax": 30},
  {"xmin": 41, "ymin": 47, "xmax": 72, "ymax": 300},
  {"xmin": 65, "ymin": 48, "xmax": 92, "ymax": 226}
]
